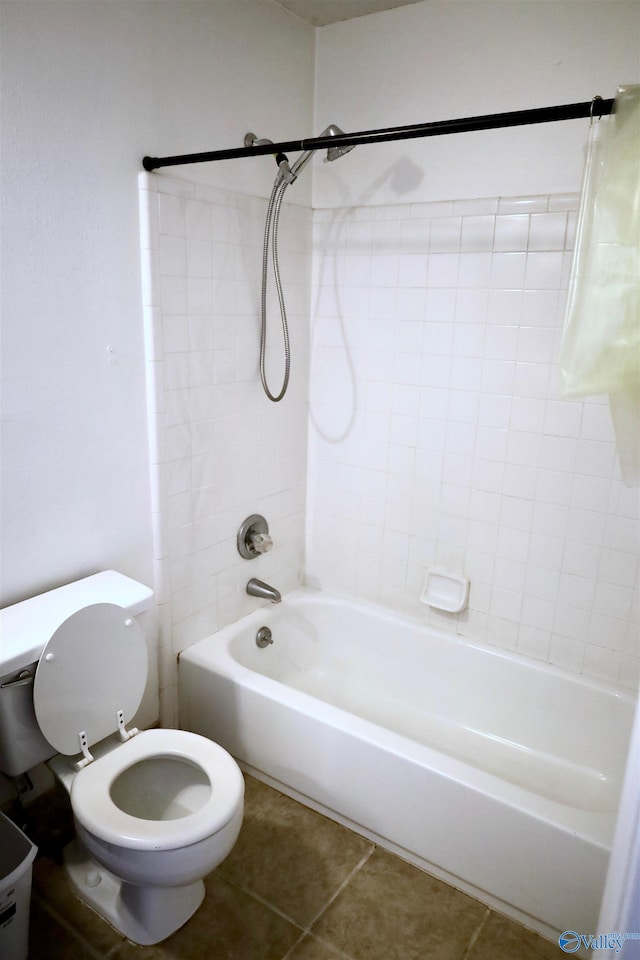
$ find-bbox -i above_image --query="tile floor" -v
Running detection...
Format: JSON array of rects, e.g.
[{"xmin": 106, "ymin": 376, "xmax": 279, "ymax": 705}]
[{"xmin": 21, "ymin": 774, "xmax": 560, "ymax": 960}]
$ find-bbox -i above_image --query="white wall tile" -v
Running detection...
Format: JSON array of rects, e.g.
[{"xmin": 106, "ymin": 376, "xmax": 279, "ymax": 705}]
[
  {"xmin": 549, "ymin": 633, "xmax": 585, "ymax": 673},
  {"xmin": 458, "ymin": 253, "xmax": 492, "ymax": 288},
  {"xmin": 428, "ymin": 253, "xmax": 459, "ymax": 287},
  {"xmin": 160, "ymin": 277, "xmax": 188, "ymax": 315},
  {"xmin": 528, "ymin": 213, "xmax": 567, "ymax": 251},
  {"xmin": 159, "ymin": 235, "xmax": 187, "ymax": 277},
  {"xmin": 429, "ymin": 217, "xmax": 461, "ymax": 252},
  {"xmin": 491, "ymin": 253, "xmax": 526, "ymax": 289},
  {"xmin": 142, "ymin": 184, "xmax": 640, "ymax": 708},
  {"xmin": 159, "ymin": 193, "xmax": 186, "ymax": 237},
  {"xmin": 518, "ymin": 625, "xmax": 551, "ymax": 661},
  {"xmin": 525, "ymin": 252, "xmax": 564, "ymax": 289},
  {"xmin": 307, "ymin": 195, "xmax": 639, "ymax": 692},
  {"xmin": 460, "ymin": 216, "xmax": 495, "ymax": 252},
  {"xmin": 493, "ymin": 215, "xmax": 529, "ymax": 252},
  {"xmin": 143, "ymin": 179, "xmax": 311, "ymax": 726},
  {"xmin": 583, "ymin": 644, "xmax": 621, "ymax": 685}
]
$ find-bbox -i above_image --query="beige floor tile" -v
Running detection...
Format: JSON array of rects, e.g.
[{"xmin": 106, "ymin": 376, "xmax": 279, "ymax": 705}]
[
  {"xmin": 32, "ymin": 855, "xmax": 125, "ymax": 955},
  {"xmin": 467, "ymin": 912, "xmax": 560, "ymax": 960},
  {"xmin": 311, "ymin": 847, "xmax": 487, "ymax": 960},
  {"xmin": 286, "ymin": 933, "xmax": 356, "ymax": 959},
  {"xmin": 26, "ymin": 780, "xmax": 564, "ymax": 960},
  {"xmin": 218, "ymin": 790, "xmax": 373, "ymax": 926},
  {"xmin": 243, "ymin": 773, "xmax": 286, "ymax": 815},
  {"xmin": 109, "ymin": 943, "xmax": 168, "ymax": 959},
  {"xmin": 110, "ymin": 874, "xmax": 301, "ymax": 960},
  {"xmin": 28, "ymin": 898, "xmax": 96, "ymax": 959}
]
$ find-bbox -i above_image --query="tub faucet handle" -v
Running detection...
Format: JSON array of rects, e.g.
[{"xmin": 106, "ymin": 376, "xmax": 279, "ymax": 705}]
[
  {"xmin": 248, "ymin": 532, "xmax": 273, "ymax": 555},
  {"xmin": 238, "ymin": 514, "xmax": 274, "ymax": 559}
]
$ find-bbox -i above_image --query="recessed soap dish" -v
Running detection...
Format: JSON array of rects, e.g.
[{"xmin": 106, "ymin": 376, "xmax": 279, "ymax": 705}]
[{"xmin": 420, "ymin": 569, "xmax": 469, "ymax": 613}]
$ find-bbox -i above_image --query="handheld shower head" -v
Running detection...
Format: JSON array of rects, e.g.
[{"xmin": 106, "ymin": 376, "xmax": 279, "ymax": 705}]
[
  {"xmin": 259, "ymin": 123, "xmax": 355, "ymax": 403},
  {"xmin": 287, "ymin": 123, "xmax": 355, "ymax": 181},
  {"xmin": 322, "ymin": 124, "xmax": 356, "ymax": 162}
]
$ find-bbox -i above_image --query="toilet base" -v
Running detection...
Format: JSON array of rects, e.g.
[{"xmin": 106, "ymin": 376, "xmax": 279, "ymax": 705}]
[{"xmin": 63, "ymin": 840, "xmax": 205, "ymax": 945}]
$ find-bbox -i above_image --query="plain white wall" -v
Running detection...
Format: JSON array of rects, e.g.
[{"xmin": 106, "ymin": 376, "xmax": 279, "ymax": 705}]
[
  {"xmin": 314, "ymin": 1, "xmax": 640, "ymax": 207},
  {"xmin": 0, "ymin": 1, "xmax": 314, "ymax": 608}
]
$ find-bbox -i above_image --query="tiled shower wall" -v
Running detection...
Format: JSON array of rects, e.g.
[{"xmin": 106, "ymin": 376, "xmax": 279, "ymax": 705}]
[
  {"xmin": 306, "ymin": 195, "xmax": 639, "ymax": 692},
  {"xmin": 140, "ymin": 175, "xmax": 639, "ymax": 722},
  {"xmin": 139, "ymin": 173, "xmax": 311, "ymax": 724}
]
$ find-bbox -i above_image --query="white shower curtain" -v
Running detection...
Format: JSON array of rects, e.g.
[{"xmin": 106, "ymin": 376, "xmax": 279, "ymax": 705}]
[{"xmin": 558, "ymin": 84, "xmax": 640, "ymax": 485}]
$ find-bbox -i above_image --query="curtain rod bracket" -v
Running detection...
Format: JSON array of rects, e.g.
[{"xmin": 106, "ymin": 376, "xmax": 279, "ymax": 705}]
[{"xmin": 590, "ymin": 95, "xmax": 604, "ymax": 124}]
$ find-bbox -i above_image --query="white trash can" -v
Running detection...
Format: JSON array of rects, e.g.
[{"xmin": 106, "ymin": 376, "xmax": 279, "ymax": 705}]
[{"xmin": 0, "ymin": 812, "xmax": 37, "ymax": 960}]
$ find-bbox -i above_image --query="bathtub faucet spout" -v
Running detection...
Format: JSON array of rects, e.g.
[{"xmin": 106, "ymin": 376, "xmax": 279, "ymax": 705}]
[{"xmin": 246, "ymin": 578, "xmax": 281, "ymax": 604}]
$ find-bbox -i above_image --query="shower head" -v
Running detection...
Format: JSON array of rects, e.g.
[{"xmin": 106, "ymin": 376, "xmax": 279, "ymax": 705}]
[
  {"xmin": 322, "ymin": 124, "xmax": 356, "ymax": 162},
  {"xmin": 285, "ymin": 123, "xmax": 355, "ymax": 182}
]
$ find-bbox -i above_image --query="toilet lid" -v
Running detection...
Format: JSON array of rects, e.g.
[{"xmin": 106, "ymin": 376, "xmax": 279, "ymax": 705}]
[{"xmin": 33, "ymin": 603, "xmax": 148, "ymax": 757}]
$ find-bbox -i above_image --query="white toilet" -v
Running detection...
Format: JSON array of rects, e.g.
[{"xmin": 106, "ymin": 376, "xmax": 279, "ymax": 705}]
[{"xmin": 0, "ymin": 572, "xmax": 244, "ymax": 945}]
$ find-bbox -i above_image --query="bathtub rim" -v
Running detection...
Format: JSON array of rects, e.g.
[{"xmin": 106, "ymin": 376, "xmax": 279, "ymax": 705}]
[{"xmin": 207, "ymin": 585, "xmax": 638, "ymax": 706}]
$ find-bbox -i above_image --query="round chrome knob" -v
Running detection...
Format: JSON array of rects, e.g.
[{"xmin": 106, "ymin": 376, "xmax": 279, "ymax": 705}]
[{"xmin": 256, "ymin": 626, "xmax": 273, "ymax": 648}]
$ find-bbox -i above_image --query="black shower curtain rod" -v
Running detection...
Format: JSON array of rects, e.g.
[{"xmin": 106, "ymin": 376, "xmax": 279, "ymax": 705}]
[{"xmin": 142, "ymin": 97, "xmax": 614, "ymax": 172}]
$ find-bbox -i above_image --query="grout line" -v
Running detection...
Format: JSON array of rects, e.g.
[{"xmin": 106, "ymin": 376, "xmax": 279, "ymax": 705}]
[
  {"xmin": 303, "ymin": 932, "xmax": 360, "ymax": 960},
  {"xmin": 283, "ymin": 932, "xmax": 356, "ymax": 960},
  {"xmin": 222, "ymin": 873, "xmax": 307, "ymax": 931},
  {"xmin": 280, "ymin": 929, "xmax": 309, "ymax": 960},
  {"xmin": 222, "ymin": 839, "xmax": 375, "ymax": 939},
  {"xmin": 462, "ymin": 906, "xmax": 492, "ymax": 960},
  {"xmin": 263, "ymin": 842, "xmax": 377, "ymax": 960},
  {"xmin": 32, "ymin": 891, "xmax": 110, "ymax": 960},
  {"xmin": 104, "ymin": 945, "xmax": 129, "ymax": 959},
  {"xmin": 305, "ymin": 842, "xmax": 376, "ymax": 931}
]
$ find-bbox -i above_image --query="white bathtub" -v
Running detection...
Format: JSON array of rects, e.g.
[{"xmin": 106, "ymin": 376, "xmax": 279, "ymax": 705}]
[{"xmin": 178, "ymin": 587, "xmax": 635, "ymax": 941}]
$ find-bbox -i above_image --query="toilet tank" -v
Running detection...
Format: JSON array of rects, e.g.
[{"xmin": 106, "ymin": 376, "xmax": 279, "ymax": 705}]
[{"xmin": 0, "ymin": 572, "xmax": 154, "ymax": 777}]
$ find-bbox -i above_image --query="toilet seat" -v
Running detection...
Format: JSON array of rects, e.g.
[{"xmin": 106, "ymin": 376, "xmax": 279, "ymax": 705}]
[
  {"xmin": 34, "ymin": 604, "xmax": 243, "ymax": 853},
  {"xmin": 71, "ymin": 728, "xmax": 244, "ymax": 851},
  {"xmin": 33, "ymin": 603, "xmax": 147, "ymax": 756}
]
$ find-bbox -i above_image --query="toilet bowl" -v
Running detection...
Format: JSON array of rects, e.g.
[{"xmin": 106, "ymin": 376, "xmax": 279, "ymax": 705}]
[
  {"xmin": 0, "ymin": 574, "xmax": 244, "ymax": 946},
  {"xmin": 69, "ymin": 728, "xmax": 244, "ymax": 887},
  {"xmin": 56, "ymin": 728, "xmax": 244, "ymax": 944}
]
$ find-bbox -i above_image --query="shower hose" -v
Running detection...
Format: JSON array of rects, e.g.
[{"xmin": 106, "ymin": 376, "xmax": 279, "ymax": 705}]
[{"xmin": 260, "ymin": 177, "xmax": 291, "ymax": 402}]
